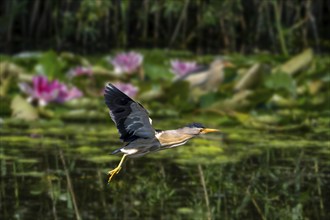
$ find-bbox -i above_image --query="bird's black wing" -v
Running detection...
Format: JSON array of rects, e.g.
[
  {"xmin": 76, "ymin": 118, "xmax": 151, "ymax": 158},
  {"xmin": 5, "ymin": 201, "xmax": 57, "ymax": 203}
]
[{"xmin": 104, "ymin": 83, "xmax": 155, "ymax": 142}]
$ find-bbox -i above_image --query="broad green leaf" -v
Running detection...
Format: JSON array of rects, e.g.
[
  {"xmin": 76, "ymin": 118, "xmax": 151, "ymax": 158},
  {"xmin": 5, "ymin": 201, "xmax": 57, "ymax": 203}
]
[
  {"xmin": 199, "ymin": 92, "xmax": 219, "ymax": 108},
  {"xmin": 264, "ymin": 72, "xmax": 296, "ymax": 94},
  {"xmin": 38, "ymin": 51, "xmax": 62, "ymax": 79},
  {"xmin": 273, "ymin": 49, "xmax": 313, "ymax": 76},
  {"xmin": 11, "ymin": 95, "xmax": 38, "ymax": 121}
]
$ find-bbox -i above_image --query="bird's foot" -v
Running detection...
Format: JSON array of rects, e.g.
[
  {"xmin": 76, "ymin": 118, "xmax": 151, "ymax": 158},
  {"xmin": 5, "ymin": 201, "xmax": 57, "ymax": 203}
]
[{"xmin": 107, "ymin": 166, "xmax": 122, "ymax": 183}]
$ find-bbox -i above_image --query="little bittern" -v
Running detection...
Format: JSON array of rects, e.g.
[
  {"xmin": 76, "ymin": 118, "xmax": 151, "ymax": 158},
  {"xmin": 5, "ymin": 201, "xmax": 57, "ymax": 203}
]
[
  {"xmin": 104, "ymin": 83, "xmax": 220, "ymax": 182},
  {"xmin": 176, "ymin": 58, "xmax": 233, "ymax": 92}
]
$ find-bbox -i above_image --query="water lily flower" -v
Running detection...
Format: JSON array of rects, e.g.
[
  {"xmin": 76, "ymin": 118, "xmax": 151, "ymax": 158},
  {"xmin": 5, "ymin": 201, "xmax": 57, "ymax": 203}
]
[
  {"xmin": 19, "ymin": 75, "xmax": 82, "ymax": 106},
  {"xmin": 67, "ymin": 66, "xmax": 93, "ymax": 78},
  {"xmin": 110, "ymin": 51, "xmax": 143, "ymax": 74},
  {"xmin": 113, "ymin": 82, "xmax": 138, "ymax": 98},
  {"xmin": 170, "ymin": 60, "xmax": 199, "ymax": 77}
]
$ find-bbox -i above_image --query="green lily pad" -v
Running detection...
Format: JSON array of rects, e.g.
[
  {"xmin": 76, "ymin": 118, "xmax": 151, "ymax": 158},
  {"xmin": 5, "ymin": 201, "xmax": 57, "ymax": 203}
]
[{"xmin": 11, "ymin": 95, "xmax": 38, "ymax": 121}]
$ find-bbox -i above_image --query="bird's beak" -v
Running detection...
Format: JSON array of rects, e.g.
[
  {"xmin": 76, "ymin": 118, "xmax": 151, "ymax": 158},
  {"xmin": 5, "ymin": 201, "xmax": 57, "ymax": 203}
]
[
  {"xmin": 223, "ymin": 61, "xmax": 234, "ymax": 68},
  {"xmin": 200, "ymin": 128, "xmax": 221, "ymax": 134}
]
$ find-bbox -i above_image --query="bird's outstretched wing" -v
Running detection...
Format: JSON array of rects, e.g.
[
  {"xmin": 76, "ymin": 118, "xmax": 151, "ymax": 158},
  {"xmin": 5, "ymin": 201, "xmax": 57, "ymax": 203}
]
[{"xmin": 104, "ymin": 83, "xmax": 155, "ymax": 142}]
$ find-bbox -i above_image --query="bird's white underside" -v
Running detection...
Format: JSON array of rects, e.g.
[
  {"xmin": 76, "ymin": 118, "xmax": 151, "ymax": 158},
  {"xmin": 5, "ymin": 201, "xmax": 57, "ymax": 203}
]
[
  {"xmin": 120, "ymin": 148, "xmax": 138, "ymax": 155},
  {"xmin": 167, "ymin": 140, "xmax": 188, "ymax": 148}
]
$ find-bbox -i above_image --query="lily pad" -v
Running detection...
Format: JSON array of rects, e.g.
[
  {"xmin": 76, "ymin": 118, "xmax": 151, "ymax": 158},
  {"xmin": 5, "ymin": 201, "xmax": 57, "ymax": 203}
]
[
  {"xmin": 265, "ymin": 72, "xmax": 296, "ymax": 94},
  {"xmin": 273, "ymin": 49, "xmax": 313, "ymax": 76},
  {"xmin": 10, "ymin": 95, "xmax": 38, "ymax": 121},
  {"xmin": 38, "ymin": 50, "xmax": 63, "ymax": 79}
]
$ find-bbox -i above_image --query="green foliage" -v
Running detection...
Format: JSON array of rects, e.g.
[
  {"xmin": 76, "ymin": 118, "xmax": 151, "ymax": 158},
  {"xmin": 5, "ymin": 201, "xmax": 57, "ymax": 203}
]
[
  {"xmin": 2, "ymin": 0, "xmax": 327, "ymax": 53},
  {"xmin": 144, "ymin": 64, "xmax": 171, "ymax": 80},
  {"xmin": 38, "ymin": 51, "xmax": 64, "ymax": 79},
  {"xmin": 163, "ymin": 0, "xmax": 183, "ymax": 16},
  {"xmin": 264, "ymin": 72, "xmax": 296, "ymax": 95},
  {"xmin": 164, "ymin": 81, "xmax": 192, "ymax": 112},
  {"xmin": 202, "ymin": 6, "xmax": 217, "ymax": 26},
  {"xmin": 199, "ymin": 92, "xmax": 221, "ymax": 108},
  {"xmin": 1, "ymin": 49, "xmax": 329, "ymax": 131}
]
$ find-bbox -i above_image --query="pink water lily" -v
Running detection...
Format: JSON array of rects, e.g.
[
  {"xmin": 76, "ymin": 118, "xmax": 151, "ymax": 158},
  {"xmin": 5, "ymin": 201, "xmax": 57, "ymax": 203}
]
[
  {"xmin": 110, "ymin": 51, "xmax": 143, "ymax": 74},
  {"xmin": 113, "ymin": 82, "xmax": 138, "ymax": 98},
  {"xmin": 170, "ymin": 60, "xmax": 199, "ymax": 77},
  {"xmin": 19, "ymin": 75, "xmax": 83, "ymax": 106},
  {"xmin": 67, "ymin": 66, "xmax": 93, "ymax": 78}
]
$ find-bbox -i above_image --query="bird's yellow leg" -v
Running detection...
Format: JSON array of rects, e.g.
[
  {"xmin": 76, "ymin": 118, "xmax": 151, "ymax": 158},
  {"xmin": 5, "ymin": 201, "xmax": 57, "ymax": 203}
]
[{"xmin": 107, "ymin": 154, "xmax": 127, "ymax": 183}]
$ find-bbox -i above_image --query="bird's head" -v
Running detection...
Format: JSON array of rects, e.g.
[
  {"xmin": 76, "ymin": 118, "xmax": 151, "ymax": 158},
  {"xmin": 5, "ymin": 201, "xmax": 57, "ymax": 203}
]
[
  {"xmin": 211, "ymin": 58, "xmax": 234, "ymax": 70},
  {"xmin": 183, "ymin": 123, "xmax": 220, "ymax": 135}
]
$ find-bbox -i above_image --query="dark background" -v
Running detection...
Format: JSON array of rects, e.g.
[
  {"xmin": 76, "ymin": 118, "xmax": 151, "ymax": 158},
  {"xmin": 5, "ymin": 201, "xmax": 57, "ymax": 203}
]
[{"xmin": 1, "ymin": 0, "xmax": 329, "ymax": 55}]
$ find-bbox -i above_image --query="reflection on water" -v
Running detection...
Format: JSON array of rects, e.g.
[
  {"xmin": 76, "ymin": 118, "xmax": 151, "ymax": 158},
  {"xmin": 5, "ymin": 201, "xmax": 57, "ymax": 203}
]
[{"xmin": 1, "ymin": 120, "xmax": 329, "ymax": 220}]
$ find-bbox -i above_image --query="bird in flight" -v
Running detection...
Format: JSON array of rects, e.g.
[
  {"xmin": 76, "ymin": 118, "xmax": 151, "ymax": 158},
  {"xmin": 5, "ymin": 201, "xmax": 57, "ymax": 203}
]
[{"xmin": 104, "ymin": 83, "xmax": 220, "ymax": 182}]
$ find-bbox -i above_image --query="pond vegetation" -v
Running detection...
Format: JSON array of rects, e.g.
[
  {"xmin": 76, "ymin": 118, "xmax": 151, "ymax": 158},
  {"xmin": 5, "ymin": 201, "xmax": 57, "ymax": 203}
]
[
  {"xmin": 0, "ymin": 48, "xmax": 329, "ymax": 219},
  {"xmin": 1, "ymin": 1, "xmax": 329, "ymax": 218}
]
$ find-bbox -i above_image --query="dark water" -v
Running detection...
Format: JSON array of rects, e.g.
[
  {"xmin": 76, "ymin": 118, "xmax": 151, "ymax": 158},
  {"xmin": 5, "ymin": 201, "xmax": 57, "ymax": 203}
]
[{"xmin": 1, "ymin": 120, "xmax": 329, "ymax": 220}]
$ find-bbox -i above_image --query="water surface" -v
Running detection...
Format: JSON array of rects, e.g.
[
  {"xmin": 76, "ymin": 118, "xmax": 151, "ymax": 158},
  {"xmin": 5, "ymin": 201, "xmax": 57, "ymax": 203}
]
[{"xmin": 1, "ymin": 118, "xmax": 329, "ymax": 220}]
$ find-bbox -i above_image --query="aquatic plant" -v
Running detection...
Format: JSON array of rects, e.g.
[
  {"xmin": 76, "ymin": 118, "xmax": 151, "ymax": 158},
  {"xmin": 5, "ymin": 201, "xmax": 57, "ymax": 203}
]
[
  {"xmin": 67, "ymin": 66, "xmax": 93, "ymax": 78},
  {"xmin": 19, "ymin": 75, "xmax": 83, "ymax": 106},
  {"xmin": 110, "ymin": 51, "xmax": 143, "ymax": 74},
  {"xmin": 113, "ymin": 82, "xmax": 138, "ymax": 98},
  {"xmin": 170, "ymin": 60, "xmax": 199, "ymax": 77}
]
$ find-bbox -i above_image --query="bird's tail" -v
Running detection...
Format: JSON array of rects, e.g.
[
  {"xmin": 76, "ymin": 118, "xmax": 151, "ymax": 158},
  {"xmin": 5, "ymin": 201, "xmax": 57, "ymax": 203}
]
[{"xmin": 111, "ymin": 148, "xmax": 121, "ymax": 155}]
